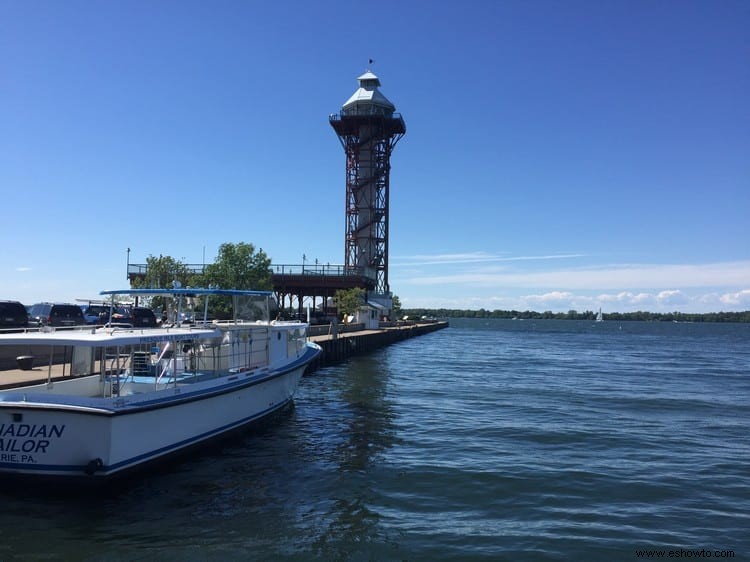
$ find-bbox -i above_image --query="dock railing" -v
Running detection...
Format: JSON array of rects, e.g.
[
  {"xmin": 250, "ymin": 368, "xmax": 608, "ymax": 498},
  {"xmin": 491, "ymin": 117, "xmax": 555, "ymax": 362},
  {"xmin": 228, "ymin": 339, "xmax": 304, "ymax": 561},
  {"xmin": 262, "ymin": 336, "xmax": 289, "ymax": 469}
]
[
  {"xmin": 128, "ymin": 263, "xmax": 365, "ymax": 279},
  {"xmin": 272, "ymin": 264, "xmax": 363, "ymax": 277},
  {"xmin": 306, "ymin": 323, "xmax": 365, "ymax": 338}
]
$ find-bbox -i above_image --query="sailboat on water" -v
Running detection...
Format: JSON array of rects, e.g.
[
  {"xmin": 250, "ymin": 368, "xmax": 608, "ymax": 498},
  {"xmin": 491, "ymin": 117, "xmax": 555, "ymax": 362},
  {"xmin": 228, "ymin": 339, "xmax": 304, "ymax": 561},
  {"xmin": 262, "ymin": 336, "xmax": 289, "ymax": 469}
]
[{"xmin": 595, "ymin": 308, "xmax": 604, "ymax": 322}]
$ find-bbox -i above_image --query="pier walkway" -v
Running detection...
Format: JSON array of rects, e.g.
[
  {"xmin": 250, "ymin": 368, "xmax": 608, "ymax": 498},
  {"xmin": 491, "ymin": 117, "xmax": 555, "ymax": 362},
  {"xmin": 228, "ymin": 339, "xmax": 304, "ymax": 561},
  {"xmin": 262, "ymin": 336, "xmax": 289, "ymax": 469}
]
[{"xmin": 306, "ymin": 321, "xmax": 448, "ymax": 372}]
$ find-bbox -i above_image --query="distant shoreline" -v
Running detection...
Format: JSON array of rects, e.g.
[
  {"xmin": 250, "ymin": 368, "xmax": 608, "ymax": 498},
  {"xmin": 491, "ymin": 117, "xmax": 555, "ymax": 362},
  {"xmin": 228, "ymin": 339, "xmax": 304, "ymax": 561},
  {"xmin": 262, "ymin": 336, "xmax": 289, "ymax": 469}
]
[{"xmin": 402, "ymin": 309, "xmax": 750, "ymax": 323}]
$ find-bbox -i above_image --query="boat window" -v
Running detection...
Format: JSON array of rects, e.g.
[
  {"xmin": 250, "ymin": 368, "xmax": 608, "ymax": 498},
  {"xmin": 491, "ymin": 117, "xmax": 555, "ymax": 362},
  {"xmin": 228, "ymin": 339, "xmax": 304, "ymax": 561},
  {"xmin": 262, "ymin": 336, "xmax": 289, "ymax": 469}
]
[
  {"xmin": 234, "ymin": 295, "xmax": 271, "ymax": 322},
  {"xmin": 286, "ymin": 327, "xmax": 306, "ymax": 357}
]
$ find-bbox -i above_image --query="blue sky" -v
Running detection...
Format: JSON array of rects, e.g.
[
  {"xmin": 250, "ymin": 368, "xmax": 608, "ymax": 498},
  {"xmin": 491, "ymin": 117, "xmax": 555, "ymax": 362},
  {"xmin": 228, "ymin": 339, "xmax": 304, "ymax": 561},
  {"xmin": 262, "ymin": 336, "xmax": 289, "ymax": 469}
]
[{"xmin": 1, "ymin": 0, "xmax": 748, "ymax": 313}]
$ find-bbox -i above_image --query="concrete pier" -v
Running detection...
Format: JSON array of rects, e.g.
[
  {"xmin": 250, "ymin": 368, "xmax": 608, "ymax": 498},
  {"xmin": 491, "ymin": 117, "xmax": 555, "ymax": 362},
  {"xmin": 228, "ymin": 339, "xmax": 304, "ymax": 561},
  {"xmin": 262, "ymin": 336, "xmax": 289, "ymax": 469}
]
[{"xmin": 305, "ymin": 321, "xmax": 448, "ymax": 373}]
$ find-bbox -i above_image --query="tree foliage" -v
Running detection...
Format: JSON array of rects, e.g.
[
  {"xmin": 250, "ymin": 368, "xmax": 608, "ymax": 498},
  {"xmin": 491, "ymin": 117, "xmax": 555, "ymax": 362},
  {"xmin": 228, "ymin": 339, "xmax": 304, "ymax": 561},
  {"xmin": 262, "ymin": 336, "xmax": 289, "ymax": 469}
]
[
  {"xmin": 130, "ymin": 255, "xmax": 201, "ymax": 312},
  {"xmin": 131, "ymin": 255, "xmax": 197, "ymax": 290},
  {"xmin": 334, "ymin": 288, "xmax": 365, "ymax": 318},
  {"xmin": 203, "ymin": 242, "xmax": 272, "ymax": 291},
  {"xmin": 391, "ymin": 294, "xmax": 402, "ymax": 317},
  {"xmin": 202, "ymin": 243, "xmax": 272, "ymax": 320},
  {"xmin": 129, "ymin": 242, "xmax": 273, "ymax": 320}
]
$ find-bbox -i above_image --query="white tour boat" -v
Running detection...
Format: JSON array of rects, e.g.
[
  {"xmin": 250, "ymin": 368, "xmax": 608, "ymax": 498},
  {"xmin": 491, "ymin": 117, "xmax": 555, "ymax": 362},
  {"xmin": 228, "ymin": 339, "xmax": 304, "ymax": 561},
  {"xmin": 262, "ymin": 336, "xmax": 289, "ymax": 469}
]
[{"xmin": 0, "ymin": 288, "xmax": 321, "ymax": 481}]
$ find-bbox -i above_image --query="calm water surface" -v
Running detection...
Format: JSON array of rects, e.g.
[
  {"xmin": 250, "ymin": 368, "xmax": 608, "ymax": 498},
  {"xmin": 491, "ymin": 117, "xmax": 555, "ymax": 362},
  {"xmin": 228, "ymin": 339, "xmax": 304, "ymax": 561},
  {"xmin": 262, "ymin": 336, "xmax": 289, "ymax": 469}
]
[{"xmin": 0, "ymin": 319, "xmax": 748, "ymax": 561}]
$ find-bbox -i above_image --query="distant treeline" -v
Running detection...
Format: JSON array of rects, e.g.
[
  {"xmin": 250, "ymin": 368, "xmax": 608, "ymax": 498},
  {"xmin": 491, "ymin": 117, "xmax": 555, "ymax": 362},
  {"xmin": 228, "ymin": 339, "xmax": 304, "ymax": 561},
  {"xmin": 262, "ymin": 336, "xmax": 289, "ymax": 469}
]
[{"xmin": 402, "ymin": 309, "xmax": 750, "ymax": 323}]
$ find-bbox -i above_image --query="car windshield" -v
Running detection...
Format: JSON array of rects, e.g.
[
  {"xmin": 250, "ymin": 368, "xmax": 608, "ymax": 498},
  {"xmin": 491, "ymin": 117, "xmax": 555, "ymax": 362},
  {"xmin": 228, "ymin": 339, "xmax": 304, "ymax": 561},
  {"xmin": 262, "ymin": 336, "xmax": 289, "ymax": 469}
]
[
  {"xmin": 51, "ymin": 306, "xmax": 81, "ymax": 317},
  {"xmin": 29, "ymin": 304, "xmax": 50, "ymax": 316},
  {"xmin": 0, "ymin": 302, "xmax": 25, "ymax": 316},
  {"xmin": 101, "ymin": 307, "xmax": 129, "ymax": 317}
]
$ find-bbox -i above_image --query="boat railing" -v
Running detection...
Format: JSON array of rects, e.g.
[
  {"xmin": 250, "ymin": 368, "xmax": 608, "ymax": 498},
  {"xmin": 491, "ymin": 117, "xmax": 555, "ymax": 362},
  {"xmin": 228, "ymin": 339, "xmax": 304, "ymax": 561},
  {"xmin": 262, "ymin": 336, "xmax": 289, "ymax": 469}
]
[
  {"xmin": 149, "ymin": 326, "xmax": 271, "ymax": 387},
  {"xmin": 1, "ymin": 323, "xmax": 274, "ymax": 395}
]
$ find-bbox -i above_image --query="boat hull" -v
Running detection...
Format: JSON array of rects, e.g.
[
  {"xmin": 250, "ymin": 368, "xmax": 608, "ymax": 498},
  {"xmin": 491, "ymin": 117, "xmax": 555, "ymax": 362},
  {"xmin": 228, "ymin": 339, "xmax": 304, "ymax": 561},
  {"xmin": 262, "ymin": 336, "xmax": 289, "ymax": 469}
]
[{"xmin": 0, "ymin": 346, "xmax": 319, "ymax": 480}]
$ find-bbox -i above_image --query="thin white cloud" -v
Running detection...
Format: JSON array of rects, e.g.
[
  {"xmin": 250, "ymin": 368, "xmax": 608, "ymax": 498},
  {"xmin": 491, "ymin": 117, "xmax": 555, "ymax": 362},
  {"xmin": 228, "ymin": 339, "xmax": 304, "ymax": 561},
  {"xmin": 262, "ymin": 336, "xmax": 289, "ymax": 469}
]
[
  {"xmin": 656, "ymin": 289, "xmax": 688, "ymax": 305},
  {"xmin": 398, "ymin": 261, "xmax": 750, "ymax": 290},
  {"xmin": 15, "ymin": 267, "xmax": 31, "ymax": 272},
  {"xmin": 401, "ymin": 288, "xmax": 750, "ymax": 313},
  {"xmin": 720, "ymin": 289, "xmax": 750, "ymax": 307},
  {"xmin": 599, "ymin": 291, "xmax": 648, "ymax": 303},
  {"xmin": 524, "ymin": 291, "xmax": 575, "ymax": 304},
  {"xmin": 391, "ymin": 252, "xmax": 586, "ymax": 267},
  {"xmin": 393, "ymin": 251, "xmax": 497, "ymax": 263}
]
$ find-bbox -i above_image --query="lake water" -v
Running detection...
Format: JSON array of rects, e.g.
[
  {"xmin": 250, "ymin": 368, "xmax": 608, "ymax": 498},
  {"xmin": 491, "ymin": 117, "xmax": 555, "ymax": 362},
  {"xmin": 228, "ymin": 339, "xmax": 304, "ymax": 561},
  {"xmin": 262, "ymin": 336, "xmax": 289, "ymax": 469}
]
[{"xmin": 0, "ymin": 319, "xmax": 748, "ymax": 560}]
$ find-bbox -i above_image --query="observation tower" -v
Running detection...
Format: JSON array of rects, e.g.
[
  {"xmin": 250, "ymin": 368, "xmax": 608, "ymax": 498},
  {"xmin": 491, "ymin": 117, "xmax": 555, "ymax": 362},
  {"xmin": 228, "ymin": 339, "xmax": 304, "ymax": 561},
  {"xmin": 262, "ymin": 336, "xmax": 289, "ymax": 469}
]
[{"xmin": 330, "ymin": 70, "xmax": 406, "ymax": 309}]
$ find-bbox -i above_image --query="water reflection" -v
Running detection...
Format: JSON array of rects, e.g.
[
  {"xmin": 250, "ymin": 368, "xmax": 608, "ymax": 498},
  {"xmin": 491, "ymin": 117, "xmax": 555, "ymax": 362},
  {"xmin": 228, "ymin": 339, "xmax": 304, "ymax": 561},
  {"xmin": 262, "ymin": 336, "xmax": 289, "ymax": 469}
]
[
  {"xmin": 336, "ymin": 354, "xmax": 397, "ymax": 470},
  {"xmin": 308, "ymin": 352, "xmax": 397, "ymax": 554}
]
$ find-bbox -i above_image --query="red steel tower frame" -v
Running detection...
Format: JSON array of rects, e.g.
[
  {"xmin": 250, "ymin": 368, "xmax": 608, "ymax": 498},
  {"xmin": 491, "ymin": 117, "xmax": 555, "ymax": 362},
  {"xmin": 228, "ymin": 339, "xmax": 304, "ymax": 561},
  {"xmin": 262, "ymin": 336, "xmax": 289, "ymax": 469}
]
[{"xmin": 330, "ymin": 72, "xmax": 405, "ymax": 295}]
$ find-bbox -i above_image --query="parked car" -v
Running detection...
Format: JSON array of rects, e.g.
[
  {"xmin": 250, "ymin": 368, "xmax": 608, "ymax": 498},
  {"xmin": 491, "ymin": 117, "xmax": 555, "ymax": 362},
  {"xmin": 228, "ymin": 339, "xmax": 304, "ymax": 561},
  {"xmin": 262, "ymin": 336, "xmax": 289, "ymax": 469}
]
[
  {"xmin": 131, "ymin": 307, "xmax": 158, "ymax": 327},
  {"xmin": 81, "ymin": 304, "xmax": 110, "ymax": 325},
  {"xmin": 98, "ymin": 306, "xmax": 131, "ymax": 326},
  {"xmin": 99, "ymin": 306, "xmax": 158, "ymax": 328},
  {"xmin": 0, "ymin": 300, "xmax": 29, "ymax": 330},
  {"xmin": 27, "ymin": 303, "xmax": 86, "ymax": 327}
]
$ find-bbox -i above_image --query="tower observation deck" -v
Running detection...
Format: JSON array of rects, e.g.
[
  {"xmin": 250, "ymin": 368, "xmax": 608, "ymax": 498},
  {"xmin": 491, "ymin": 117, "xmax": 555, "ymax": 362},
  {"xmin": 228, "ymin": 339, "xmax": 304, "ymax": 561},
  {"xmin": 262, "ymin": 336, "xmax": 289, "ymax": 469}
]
[{"xmin": 330, "ymin": 71, "xmax": 405, "ymax": 299}]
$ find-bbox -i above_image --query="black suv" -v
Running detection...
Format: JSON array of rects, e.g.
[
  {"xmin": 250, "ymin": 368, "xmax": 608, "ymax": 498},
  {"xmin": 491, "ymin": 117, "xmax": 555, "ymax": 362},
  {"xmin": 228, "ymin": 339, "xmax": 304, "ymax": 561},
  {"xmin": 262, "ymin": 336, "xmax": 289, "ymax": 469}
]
[
  {"xmin": 0, "ymin": 300, "xmax": 29, "ymax": 330},
  {"xmin": 130, "ymin": 307, "xmax": 158, "ymax": 327},
  {"xmin": 28, "ymin": 303, "xmax": 86, "ymax": 327}
]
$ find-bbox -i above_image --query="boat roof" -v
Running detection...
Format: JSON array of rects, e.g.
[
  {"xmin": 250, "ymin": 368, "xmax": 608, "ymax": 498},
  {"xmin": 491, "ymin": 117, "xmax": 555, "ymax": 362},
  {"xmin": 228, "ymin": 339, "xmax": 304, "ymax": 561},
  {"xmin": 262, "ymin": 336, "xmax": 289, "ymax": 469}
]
[
  {"xmin": 0, "ymin": 326, "xmax": 221, "ymax": 347},
  {"xmin": 100, "ymin": 288, "xmax": 272, "ymax": 297}
]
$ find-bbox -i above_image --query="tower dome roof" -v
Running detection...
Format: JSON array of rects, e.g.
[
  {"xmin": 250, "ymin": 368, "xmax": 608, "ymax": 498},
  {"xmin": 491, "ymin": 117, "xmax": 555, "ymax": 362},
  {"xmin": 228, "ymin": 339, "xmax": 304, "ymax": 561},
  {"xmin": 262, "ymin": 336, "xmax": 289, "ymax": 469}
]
[{"xmin": 342, "ymin": 71, "xmax": 396, "ymax": 115}]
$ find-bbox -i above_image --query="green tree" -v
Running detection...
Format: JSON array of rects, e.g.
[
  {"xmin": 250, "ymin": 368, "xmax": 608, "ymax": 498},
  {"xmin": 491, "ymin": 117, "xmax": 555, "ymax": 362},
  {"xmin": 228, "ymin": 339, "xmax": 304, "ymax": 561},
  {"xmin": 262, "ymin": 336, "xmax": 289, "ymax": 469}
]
[
  {"xmin": 131, "ymin": 254, "xmax": 194, "ymax": 289},
  {"xmin": 202, "ymin": 243, "xmax": 272, "ymax": 319},
  {"xmin": 203, "ymin": 243, "xmax": 272, "ymax": 290},
  {"xmin": 129, "ymin": 254, "xmax": 198, "ymax": 315},
  {"xmin": 391, "ymin": 294, "xmax": 402, "ymax": 318},
  {"xmin": 334, "ymin": 288, "xmax": 365, "ymax": 320}
]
